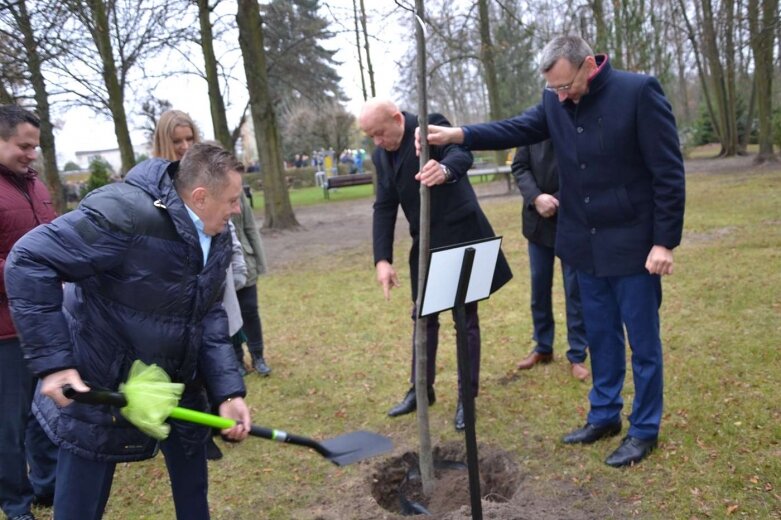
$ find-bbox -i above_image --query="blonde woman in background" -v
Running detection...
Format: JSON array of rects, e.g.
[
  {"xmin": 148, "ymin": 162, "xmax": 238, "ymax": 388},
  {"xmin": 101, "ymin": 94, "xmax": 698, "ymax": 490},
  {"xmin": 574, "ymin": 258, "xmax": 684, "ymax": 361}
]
[
  {"xmin": 153, "ymin": 110, "xmax": 198, "ymax": 161},
  {"xmin": 152, "ymin": 110, "xmax": 247, "ymax": 461}
]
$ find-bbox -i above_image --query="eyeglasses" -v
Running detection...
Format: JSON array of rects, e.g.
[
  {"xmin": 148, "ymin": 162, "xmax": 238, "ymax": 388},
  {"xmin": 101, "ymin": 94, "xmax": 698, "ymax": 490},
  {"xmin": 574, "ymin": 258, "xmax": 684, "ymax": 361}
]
[{"xmin": 544, "ymin": 61, "xmax": 584, "ymax": 94}]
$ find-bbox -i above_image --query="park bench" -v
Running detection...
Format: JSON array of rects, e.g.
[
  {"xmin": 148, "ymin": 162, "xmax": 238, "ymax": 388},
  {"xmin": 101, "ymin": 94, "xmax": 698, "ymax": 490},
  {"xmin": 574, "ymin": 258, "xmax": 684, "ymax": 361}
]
[
  {"xmin": 321, "ymin": 173, "xmax": 374, "ymax": 199},
  {"xmin": 467, "ymin": 164, "xmax": 511, "ymax": 180},
  {"xmin": 317, "ymin": 165, "xmax": 512, "ymax": 200},
  {"xmin": 467, "ymin": 164, "xmax": 514, "ymax": 191}
]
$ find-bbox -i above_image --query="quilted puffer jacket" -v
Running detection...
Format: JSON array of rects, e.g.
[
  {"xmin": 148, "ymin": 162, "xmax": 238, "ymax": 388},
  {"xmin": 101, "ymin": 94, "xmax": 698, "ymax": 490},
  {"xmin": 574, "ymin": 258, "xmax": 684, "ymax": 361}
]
[{"xmin": 4, "ymin": 158, "xmax": 245, "ymax": 462}]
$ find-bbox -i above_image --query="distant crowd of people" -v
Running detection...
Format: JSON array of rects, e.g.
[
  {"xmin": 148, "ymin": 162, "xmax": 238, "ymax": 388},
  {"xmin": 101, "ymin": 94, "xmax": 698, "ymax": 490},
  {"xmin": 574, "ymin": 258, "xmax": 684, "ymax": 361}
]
[{"xmin": 286, "ymin": 148, "xmax": 367, "ymax": 176}]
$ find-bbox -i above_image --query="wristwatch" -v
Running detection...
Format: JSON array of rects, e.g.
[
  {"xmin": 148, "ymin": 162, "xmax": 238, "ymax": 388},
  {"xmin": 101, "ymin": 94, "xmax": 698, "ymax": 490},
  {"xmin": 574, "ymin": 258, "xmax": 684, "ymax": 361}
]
[{"xmin": 440, "ymin": 164, "xmax": 453, "ymax": 183}]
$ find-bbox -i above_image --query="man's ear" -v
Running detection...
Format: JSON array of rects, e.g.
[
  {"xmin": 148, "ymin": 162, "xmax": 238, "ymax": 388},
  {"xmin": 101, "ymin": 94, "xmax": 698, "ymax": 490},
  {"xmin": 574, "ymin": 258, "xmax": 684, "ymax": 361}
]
[
  {"xmin": 191, "ymin": 186, "xmax": 208, "ymax": 208},
  {"xmin": 585, "ymin": 54, "xmax": 598, "ymax": 71}
]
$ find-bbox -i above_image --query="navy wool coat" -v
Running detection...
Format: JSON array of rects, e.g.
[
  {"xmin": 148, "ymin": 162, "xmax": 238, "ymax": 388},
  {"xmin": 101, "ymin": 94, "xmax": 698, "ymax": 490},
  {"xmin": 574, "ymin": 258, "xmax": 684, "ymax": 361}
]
[
  {"xmin": 462, "ymin": 56, "xmax": 685, "ymax": 277},
  {"xmin": 4, "ymin": 158, "xmax": 245, "ymax": 462}
]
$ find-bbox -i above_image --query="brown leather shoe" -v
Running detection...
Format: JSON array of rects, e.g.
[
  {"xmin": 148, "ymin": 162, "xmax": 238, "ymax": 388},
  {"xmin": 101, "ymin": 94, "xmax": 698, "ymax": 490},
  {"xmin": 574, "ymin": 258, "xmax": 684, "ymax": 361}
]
[
  {"xmin": 516, "ymin": 351, "xmax": 553, "ymax": 370},
  {"xmin": 571, "ymin": 362, "xmax": 590, "ymax": 381}
]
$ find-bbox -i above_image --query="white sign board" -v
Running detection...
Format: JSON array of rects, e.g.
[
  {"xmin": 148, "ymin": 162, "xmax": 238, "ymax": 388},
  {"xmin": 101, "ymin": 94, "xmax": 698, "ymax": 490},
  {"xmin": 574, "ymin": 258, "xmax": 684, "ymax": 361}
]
[{"xmin": 419, "ymin": 236, "xmax": 503, "ymax": 317}]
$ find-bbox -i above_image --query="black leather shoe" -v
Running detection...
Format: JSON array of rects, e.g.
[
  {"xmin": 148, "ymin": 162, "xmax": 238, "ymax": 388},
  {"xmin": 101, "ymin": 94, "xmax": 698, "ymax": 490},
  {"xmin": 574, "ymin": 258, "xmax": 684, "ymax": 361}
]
[
  {"xmin": 205, "ymin": 438, "xmax": 223, "ymax": 460},
  {"xmin": 605, "ymin": 436, "xmax": 657, "ymax": 467},
  {"xmin": 32, "ymin": 493, "xmax": 54, "ymax": 507},
  {"xmin": 387, "ymin": 386, "xmax": 435, "ymax": 417},
  {"xmin": 562, "ymin": 421, "xmax": 622, "ymax": 444},
  {"xmin": 454, "ymin": 401, "xmax": 465, "ymax": 432}
]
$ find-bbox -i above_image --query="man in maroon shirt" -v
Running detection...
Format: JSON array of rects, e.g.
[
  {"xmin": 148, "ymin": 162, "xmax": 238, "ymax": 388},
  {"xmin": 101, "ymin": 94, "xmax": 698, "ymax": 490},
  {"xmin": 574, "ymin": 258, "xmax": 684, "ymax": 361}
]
[{"xmin": 0, "ymin": 105, "xmax": 58, "ymax": 520}]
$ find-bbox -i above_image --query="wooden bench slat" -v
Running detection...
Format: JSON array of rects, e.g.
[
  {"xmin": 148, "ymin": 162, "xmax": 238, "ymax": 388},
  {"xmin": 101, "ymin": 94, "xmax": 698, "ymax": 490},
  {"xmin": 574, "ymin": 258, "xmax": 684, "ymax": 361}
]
[{"xmin": 322, "ymin": 173, "xmax": 374, "ymax": 199}]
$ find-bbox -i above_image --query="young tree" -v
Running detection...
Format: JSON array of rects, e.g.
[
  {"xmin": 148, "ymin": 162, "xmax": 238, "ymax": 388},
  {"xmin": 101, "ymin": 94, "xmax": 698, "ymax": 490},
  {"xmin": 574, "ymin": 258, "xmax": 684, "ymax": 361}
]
[
  {"xmin": 413, "ymin": 0, "xmax": 434, "ymax": 496},
  {"xmin": 236, "ymin": 0, "xmax": 298, "ymax": 229}
]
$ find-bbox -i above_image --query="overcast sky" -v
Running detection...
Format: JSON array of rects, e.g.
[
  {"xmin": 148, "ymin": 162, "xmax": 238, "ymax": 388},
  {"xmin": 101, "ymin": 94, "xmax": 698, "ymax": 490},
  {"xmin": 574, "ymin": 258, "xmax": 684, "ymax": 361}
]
[{"xmin": 53, "ymin": 0, "xmax": 409, "ymax": 164}]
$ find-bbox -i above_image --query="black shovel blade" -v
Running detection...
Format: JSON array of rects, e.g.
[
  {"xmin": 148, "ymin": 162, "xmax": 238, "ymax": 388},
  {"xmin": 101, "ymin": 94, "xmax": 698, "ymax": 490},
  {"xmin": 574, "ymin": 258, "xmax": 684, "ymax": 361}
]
[{"xmin": 319, "ymin": 430, "xmax": 393, "ymax": 466}]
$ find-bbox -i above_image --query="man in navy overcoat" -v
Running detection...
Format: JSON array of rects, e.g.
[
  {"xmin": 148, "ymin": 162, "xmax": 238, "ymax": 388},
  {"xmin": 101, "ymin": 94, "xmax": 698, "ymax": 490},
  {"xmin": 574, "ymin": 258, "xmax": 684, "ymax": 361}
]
[{"xmin": 424, "ymin": 35, "xmax": 685, "ymax": 467}]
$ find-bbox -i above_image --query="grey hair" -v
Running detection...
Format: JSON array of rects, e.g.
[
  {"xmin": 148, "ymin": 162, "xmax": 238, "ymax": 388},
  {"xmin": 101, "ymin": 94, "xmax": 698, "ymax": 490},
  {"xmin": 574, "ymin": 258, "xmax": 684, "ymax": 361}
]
[
  {"xmin": 539, "ymin": 35, "xmax": 594, "ymax": 73},
  {"xmin": 175, "ymin": 142, "xmax": 244, "ymax": 194}
]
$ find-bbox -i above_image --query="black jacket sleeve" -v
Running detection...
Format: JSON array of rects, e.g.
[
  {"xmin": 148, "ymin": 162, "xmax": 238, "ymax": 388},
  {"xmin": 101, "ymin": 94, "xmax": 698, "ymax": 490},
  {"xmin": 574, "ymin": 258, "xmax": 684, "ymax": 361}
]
[{"xmin": 511, "ymin": 146, "xmax": 542, "ymax": 209}]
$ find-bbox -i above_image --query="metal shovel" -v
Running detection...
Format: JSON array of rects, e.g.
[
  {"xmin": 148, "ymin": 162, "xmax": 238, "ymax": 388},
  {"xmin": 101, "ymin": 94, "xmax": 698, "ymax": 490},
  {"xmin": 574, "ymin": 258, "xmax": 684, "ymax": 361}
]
[{"xmin": 63, "ymin": 386, "xmax": 392, "ymax": 466}]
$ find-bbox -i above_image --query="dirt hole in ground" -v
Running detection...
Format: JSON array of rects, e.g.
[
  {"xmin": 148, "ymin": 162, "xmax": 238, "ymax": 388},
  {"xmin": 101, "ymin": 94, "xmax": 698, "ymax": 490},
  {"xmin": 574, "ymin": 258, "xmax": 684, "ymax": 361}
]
[
  {"xmin": 371, "ymin": 442, "xmax": 520, "ymax": 516},
  {"xmin": 305, "ymin": 440, "xmax": 628, "ymax": 519}
]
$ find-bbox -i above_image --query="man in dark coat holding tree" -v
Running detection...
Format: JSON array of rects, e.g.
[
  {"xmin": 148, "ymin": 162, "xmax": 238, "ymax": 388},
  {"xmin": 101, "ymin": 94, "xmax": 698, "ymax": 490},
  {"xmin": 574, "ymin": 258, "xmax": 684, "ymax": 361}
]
[{"xmin": 360, "ymin": 99, "xmax": 512, "ymax": 432}]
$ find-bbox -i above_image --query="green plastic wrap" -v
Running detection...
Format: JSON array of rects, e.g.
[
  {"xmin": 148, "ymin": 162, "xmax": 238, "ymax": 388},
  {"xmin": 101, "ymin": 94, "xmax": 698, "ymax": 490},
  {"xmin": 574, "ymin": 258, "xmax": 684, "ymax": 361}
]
[{"xmin": 118, "ymin": 361, "xmax": 185, "ymax": 440}]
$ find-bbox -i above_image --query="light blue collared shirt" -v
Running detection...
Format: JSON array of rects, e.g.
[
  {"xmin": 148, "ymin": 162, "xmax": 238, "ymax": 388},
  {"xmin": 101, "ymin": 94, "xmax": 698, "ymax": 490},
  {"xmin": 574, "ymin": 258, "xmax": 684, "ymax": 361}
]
[{"xmin": 184, "ymin": 205, "xmax": 211, "ymax": 267}]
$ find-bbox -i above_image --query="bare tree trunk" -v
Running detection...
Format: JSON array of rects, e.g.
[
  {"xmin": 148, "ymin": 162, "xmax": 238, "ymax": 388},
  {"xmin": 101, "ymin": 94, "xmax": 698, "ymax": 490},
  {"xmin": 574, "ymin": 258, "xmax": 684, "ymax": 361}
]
[
  {"xmin": 673, "ymin": 14, "xmax": 691, "ymax": 124},
  {"xmin": 84, "ymin": 0, "xmax": 135, "ymax": 174},
  {"xmin": 196, "ymin": 0, "xmax": 232, "ymax": 151},
  {"xmin": 611, "ymin": 0, "xmax": 624, "ymax": 69},
  {"xmin": 76, "ymin": 0, "xmax": 135, "ymax": 175},
  {"xmin": 230, "ymin": 103, "xmax": 249, "ymax": 151},
  {"xmin": 352, "ymin": 0, "xmax": 367, "ymax": 101},
  {"xmin": 590, "ymin": 0, "xmax": 609, "ymax": 53},
  {"xmin": 12, "ymin": 0, "xmax": 65, "ymax": 213},
  {"xmin": 677, "ymin": 0, "xmax": 722, "ymax": 142},
  {"xmin": 701, "ymin": 0, "xmax": 737, "ymax": 156},
  {"xmin": 748, "ymin": 0, "xmax": 779, "ymax": 162},
  {"xmin": 477, "ymin": 0, "xmax": 509, "ymax": 187},
  {"xmin": 724, "ymin": 0, "xmax": 738, "ymax": 156},
  {"xmin": 413, "ymin": 0, "xmax": 434, "ymax": 497},
  {"xmin": 359, "ymin": 0, "xmax": 376, "ymax": 97},
  {"xmin": 739, "ymin": 75, "xmax": 756, "ymax": 153},
  {"xmin": 236, "ymin": 0, "xmax": 298, "ymax": 229}
]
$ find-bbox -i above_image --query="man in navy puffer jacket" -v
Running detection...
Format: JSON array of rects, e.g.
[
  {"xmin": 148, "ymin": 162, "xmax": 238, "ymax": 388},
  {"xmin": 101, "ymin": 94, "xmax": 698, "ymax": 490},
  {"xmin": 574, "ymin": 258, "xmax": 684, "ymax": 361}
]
[
  {"xmin": 4, "ymin": 143, "xmax": 251, "ymax": 519},
  {"xmin": 423, "ymin": 35, "xmax": 685, "ymax": 468}
]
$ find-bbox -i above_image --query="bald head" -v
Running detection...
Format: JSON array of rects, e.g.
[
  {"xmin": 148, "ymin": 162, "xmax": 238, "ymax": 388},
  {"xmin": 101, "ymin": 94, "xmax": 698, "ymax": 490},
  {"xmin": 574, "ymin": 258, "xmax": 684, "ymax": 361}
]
[{"xmin": 359, "ymin": 98, "xmax": 405, "ymax": 152}]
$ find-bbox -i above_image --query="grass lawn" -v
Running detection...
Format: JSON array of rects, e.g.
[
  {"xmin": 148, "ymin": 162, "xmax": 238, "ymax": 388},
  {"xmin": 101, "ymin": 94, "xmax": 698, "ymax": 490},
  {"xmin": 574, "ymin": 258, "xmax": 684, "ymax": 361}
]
[
  {"xmin": 37, "ymin": 161, "xmax": 781, "ymax": 519},
  {"xmin": 686, "ymin": 143, "xmax": 775, "ymax": 159}
]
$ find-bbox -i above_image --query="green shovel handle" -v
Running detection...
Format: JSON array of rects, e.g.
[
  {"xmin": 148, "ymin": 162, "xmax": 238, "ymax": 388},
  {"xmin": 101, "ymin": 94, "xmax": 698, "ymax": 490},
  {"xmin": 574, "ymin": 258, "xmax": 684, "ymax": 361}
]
[
  {"xmin": 62, "ymin": 387, "xmax": 240, "ymax": 430},
  {"xmin": 168, "ymin": 406, "xmax": 236, "ymax": 429},
  {"xmin": 168, "ymin": 409, "xmax": 318, "ymax": 451},
  {"xmin": 61, "ymin": 388, "xmax": 308, "ymax": 446}
]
